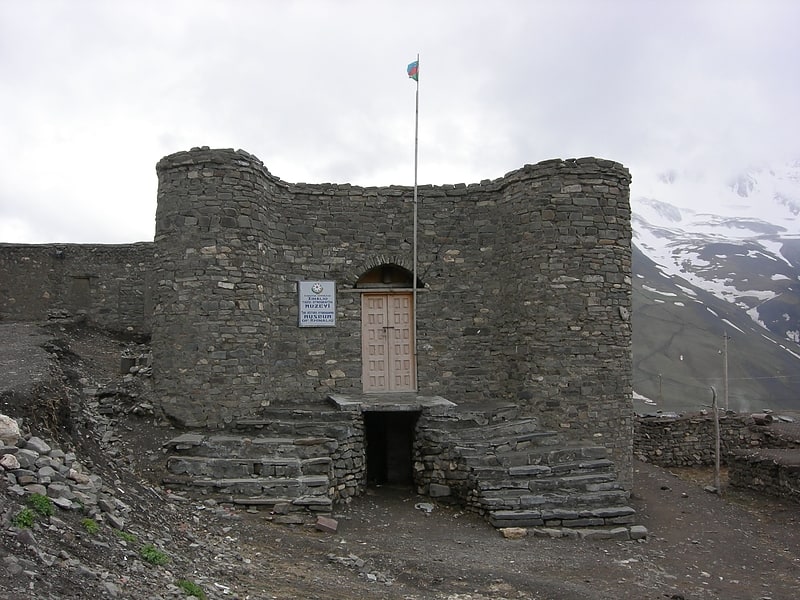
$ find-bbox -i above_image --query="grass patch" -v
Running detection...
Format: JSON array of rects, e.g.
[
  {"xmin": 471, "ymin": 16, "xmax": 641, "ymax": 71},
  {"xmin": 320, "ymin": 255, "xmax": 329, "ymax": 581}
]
[
  {"xmin": 176, "ymin": 579, "xmax": 207, "ymax": 599},
  {"xmin": 27, "ymin": 493, "xmax": 54, "ymax": 517},
  {"xmin": 81, "ymin": 518, "xmax": 100, "ymax": 534},
  {"xmin": 12, "ymin": 508, "xmax": 36, "ymax": 528},
  {"xmin": 113, "ymin": 529, "xmax": 137, "ymax": 543},
  {"xmin": 139, "ymin": 544, "xmax": 170, "ymax": 566}
]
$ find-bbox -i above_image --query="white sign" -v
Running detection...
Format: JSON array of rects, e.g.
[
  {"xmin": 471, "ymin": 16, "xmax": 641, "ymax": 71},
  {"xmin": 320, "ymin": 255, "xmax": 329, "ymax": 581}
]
[{"xmin": 298, "ymin": 281, "xmax": 336, "ymax": 327}]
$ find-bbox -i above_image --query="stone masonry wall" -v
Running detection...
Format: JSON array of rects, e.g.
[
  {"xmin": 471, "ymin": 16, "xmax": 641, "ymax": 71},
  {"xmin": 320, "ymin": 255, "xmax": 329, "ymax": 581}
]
[
  {"xmin": 153, "ymin": 148, "xmax": 632, "ymax": 472},
  {"xmin": 412, "ymin": 413, "xmax": 474, "ymax": 502},
  {"xmin": 0, "ymin": 243, "xmax": 153, "ymax": 335},
  {"xmin": 634, "ymin": 413, "xmax": 800, "ymax": 466},
  {"xmin": 328, "ymin": 415, "xmax": 366, "ymax": 503},
  {"xmin": 152, "ymin": 147, "xmax": 633, "ymax": 482},
  {"xmin": 496, "ymin": 159, "xmax": 633, "ymax": 482},
  {"xmin": 152, "ymin": 149, "xmax": 276, "ymax": 426},
  {"xmin": 728, "ymin": 449, "xmax": 800, "ymax": 503}
]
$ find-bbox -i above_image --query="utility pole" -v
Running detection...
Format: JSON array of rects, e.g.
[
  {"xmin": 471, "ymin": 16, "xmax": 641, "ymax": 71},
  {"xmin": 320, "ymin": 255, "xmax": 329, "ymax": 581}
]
[{"xmin": 722, "ymin": 332, "xmax": 729, "ymax": 411}]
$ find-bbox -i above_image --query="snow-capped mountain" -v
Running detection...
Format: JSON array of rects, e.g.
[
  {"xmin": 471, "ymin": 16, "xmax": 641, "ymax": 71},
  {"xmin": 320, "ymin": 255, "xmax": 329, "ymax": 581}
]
[{"xmin": 630, "ymin": 161, "xmax": 800, "ymax": 414}]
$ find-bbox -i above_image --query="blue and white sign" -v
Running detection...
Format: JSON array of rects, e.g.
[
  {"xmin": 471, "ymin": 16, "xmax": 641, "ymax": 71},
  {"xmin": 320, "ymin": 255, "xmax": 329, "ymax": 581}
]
[{"xmin": 298, "ymin": 281, "xmax": 336, "ymax": 327}]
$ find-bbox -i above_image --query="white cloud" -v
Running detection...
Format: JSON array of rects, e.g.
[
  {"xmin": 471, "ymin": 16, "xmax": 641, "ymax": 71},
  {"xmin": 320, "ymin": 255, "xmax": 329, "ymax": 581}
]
[{"xmin": 1, "ymin": 0, "xmax": 799, "ymax": 242}]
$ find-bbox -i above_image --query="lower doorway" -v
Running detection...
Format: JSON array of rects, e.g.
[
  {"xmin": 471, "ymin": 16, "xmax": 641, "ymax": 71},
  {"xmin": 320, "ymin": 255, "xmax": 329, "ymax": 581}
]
[{"xmin": 364, "ymin": 411, "xmax": 420, "ymax": 486}]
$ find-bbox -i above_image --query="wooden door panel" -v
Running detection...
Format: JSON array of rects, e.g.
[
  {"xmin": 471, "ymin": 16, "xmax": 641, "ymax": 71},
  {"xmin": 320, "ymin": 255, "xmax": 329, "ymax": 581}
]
[
  {"xmin": 362, "ymin": 293, "xmax": 415, "ymax": 392},
  {"xmin": 362, "ymin": 295, "xmax": 387, "ymax": 392}
]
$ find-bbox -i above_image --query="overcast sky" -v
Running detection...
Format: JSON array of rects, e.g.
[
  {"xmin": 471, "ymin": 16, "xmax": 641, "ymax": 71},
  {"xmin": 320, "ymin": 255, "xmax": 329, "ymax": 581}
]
[{"xmin": 1, "ymin": 0, "xmax": 798, "ymax": 243}]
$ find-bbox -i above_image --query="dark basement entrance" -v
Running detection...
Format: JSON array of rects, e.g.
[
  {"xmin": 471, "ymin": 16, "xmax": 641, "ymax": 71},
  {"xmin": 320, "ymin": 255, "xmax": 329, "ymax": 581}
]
[{"xmin": 364, "ymin": 410, "xmax": 420, "ymax": 486}]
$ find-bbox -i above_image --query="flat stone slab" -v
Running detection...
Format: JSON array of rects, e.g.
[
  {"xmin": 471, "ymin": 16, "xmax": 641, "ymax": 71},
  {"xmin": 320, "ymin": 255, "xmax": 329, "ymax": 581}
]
[
  {"xmin": 164, "ymin": 433, "xmax": 205, "ymax": 448},
  {"xmin": 316, "ymin": 516, "xmax": 338, "ymax": 533},
  {"xmin": 581, "ymin": 506, "xmax": 636, "ymax": 518},
  {"xmin": 490, "ymin": 509, "xmax": 543, "ymax": 521},
  {"xmin": 327, "ymin": 393, "xmax": 455, "ymax": 412},
  {"xmin": 508, "ymin": 465, "xmax": 552, "ymax": 477},
  {"xmin": 292, "ymin": 495, "xmax": 333, "ymax": 507},
  {"xmin": 577, "ymin": 527, "xmax": 630, "ymax": 541}
]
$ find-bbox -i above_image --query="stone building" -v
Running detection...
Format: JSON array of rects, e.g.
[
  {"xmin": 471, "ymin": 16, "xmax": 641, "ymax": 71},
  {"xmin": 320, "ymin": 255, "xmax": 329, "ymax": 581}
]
[{"xmin": 1, "ymin": 147, "xmax": 636, "ymax": 530}]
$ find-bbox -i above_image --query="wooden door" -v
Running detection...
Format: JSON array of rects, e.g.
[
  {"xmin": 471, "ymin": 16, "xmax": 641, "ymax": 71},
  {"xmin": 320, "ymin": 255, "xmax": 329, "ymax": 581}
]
[{"xmin": 362, "ymin": 293, "xmax": 415, "ymax": 392}]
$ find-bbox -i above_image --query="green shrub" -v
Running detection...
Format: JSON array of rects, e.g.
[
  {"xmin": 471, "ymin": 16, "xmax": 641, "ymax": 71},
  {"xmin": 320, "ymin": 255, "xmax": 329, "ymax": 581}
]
[
  {"xmin": 176, "ymin": 579, "xmax": 207, "ymax": 599},
  {"xmin": 12, "ymin": 508, "xmax": 36, "ymax": 528},
  {"xmin": 140, "ymin": 544, "xmax": 169, "ymax": 566},
  {"xmin": 81, "ymin": 518, "xmax": 100, "ymax": 534},
  {"xmin": 27, "ymin": 493, "xmax": 54, "ymax": 517},
  {"xmin": 114, "ymin": 529, "xmax": 137, "ymax": 543}
]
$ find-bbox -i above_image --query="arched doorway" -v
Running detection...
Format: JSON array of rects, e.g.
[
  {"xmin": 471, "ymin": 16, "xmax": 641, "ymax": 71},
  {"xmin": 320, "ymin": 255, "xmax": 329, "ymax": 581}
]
[{"xmin": 356, "ymin": 264, "xmax": 418, "ymax": 393}]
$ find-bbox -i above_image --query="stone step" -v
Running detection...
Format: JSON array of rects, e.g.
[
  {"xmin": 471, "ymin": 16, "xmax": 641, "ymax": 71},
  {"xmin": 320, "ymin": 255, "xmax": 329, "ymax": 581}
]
[
  {"xmin": 166, "ymin": 456, "xmax": 332, "ymax": 479},
  {"xmin": 474, "ymin": 471, "xmax": 620, "ymax": 493},
  {"xmin": 478, "ymin": 489, "xmax": 630, "ymax": 512},
  {"xmin": 236, "ymin": 405, "xmax": 358, "ymax": 422},
  {"xmin": 463, "ymin": 446, "xmax": 611, "ymax": 471},
  {"xmin": 531, "ymin": 474, "xmax": 621, "ymax": 494},
  {"xmin": 488, "ymin": 505, "xmax": 636, "ymax": 529},
  {"xmin": 254, "ymin": 407, "xmax": 351, "ymax": 420},
  {"xmin": 162, "ymin": 474, "xmax": 330, "ymax": 498},
  {"xmin": 447, "ymin": 404, "xmax": 523, "ymax": 424},
  {"xmin": 232, "ymin": 419, "xmax": 355, "ymax": 440},
  {"xmin": 163, "ymin": 433, "xmax": 338, "ymax": 459},
  {"xmin": 238, "ymin": 494, "xmax": 333, "ymax": 513},
  {"xmin": 232, "ymin": 494, "xmax": 334, "ymax": 512},
  {"xmin": 456, "ymin": 418, "xmax": 541, "ymax": 441},
  {"xmin": 515, "ymin": 446, "xmax": 609, "ymax": 465},
  {"xmin": 419, "ymin": 405, "xmax": 521, "ymax": 431},
  {"xmin": 457, "ymin": 430, "xmax": 562, "ymax": 454}
]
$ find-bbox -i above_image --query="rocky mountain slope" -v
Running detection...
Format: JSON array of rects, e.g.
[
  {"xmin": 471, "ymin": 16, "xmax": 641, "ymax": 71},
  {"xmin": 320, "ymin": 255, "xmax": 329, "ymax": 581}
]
[{"xmin": 631, "ymin": 162, "xmax": 800, "ymax": 413}]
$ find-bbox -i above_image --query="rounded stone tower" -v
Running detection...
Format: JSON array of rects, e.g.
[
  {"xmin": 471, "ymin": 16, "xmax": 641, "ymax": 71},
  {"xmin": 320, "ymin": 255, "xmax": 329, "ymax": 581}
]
[{"xmin": 152, "ymin": 147, "xmax": 279, "ymax": 427}]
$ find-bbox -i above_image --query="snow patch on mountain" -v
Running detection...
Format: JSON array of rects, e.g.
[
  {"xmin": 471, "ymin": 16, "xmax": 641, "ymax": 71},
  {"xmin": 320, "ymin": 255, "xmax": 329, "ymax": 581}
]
[{"xmin": 632, "ymin": 160, "xmax": 800, "ymax": 342}]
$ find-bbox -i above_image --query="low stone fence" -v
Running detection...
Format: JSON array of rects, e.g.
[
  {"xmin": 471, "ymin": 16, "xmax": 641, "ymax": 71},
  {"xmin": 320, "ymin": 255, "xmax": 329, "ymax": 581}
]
[
  {"xmin": 634, "ymin": 412, "xmax": 800, "ymax": 503},
  {"xmin": 728, "ymin": 449, "xmax": 800, "ymax": 503},
  {"xmin": 633, "ymin": 412, "xmax": 799, "ymax": 467}
]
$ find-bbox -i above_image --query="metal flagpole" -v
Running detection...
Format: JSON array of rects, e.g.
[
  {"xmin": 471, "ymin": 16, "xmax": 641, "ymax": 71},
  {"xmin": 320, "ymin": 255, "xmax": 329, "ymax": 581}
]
[{"xmin": 412, "ymin": 54, "xmax": 419, "ymax": 391}]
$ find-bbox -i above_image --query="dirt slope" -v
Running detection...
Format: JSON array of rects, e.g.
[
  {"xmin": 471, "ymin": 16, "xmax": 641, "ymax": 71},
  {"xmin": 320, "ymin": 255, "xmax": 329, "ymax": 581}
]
[{"xmin": 0, "ymin": 322, "xmax": 797, "ymax": 599}]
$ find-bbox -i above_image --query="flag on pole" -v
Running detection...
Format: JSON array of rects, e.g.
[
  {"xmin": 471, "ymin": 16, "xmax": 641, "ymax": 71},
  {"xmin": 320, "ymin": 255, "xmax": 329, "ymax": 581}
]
[{"xmin": 407, "ymin": 60, "xmax": 419, "ymax": 81}]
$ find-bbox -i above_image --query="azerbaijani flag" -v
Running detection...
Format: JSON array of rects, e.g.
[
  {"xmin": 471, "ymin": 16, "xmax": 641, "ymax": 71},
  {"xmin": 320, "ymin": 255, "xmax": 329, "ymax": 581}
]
[{"xmin": 407, "ymin": 60, "xmax": 419, "ymax": 81}]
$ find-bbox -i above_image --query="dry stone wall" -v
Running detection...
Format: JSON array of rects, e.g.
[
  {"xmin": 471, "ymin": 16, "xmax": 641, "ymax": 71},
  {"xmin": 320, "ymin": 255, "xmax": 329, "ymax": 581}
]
[
  {"xmin": 0, "ymin": 243, "xmax": 152, "ymax": 335},
  {"xmin": 728, "ymin": 449, "xmax": 800, "ymax": 503},
  {"xmin": 328, "ymin": 415, "xmax": 366, "ymax": 502},
  {"xmin": 634, "ymin": 413, "xmax": 800, "ymax": 466}
]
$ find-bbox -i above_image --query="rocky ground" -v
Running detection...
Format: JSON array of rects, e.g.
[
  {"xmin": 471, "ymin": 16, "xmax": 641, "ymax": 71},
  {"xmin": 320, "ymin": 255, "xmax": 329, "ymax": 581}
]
[{"xmin": 0, "ymin": 321, "xmax": 798, "ymax": 599}]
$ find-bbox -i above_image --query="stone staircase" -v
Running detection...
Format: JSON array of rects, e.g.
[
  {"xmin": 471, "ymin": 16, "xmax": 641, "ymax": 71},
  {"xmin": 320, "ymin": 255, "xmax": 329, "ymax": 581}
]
[
  {"xmin": 161, "ymin": 407, "xmax": 362, "ymax": 523},
  {"xmin": 417, "ymin": 410, "xmax": 637, "ymax": 530},
  {"xmin": 161, "ymin": 400, "xmax": 638, "ymax": 533}
]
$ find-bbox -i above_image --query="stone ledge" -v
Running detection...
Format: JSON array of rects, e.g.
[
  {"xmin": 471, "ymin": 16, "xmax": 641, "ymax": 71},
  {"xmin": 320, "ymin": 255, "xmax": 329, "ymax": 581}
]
[{"xmin": 528, "ymin": 525, "xmax": 648, "ymax": 540}]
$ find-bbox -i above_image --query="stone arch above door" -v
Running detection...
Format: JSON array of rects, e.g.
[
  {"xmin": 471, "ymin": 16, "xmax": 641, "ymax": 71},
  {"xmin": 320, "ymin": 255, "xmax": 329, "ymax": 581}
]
[
  {"xmin": 346, "ymin": 257, "xmax": 423, "ymax": 289},
  {"xmin": 356, "ymin": 264, "xmax": 414, "ymax": 289}
]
